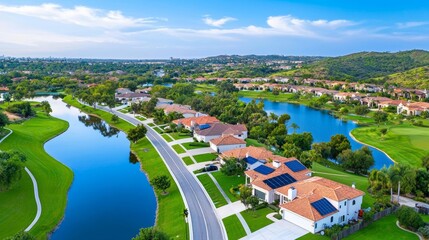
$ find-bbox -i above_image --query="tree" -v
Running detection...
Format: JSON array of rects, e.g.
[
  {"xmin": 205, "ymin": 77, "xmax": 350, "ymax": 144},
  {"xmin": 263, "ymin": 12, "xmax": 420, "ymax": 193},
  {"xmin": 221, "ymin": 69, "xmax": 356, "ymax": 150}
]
[
  {"xmin": 221, "ymin": 158, "xmax": 245, "ymax": 176},
  {"xmin": 283, "ymin": 143, "xmax": 303, "ymax": 158},
  {"xmin": 132, "ymin": 227, "xmax": 169, "ymax": 240},
  {"xmin": 278, "ymin": 114, "xmax": 291, "ymax": 125},
  {"xmin": 111, "ymin": 114, "xmax": 119, "ymax": 123},
  {"xmin": 337, "ymin": 146, "xmax": 374, "ymax": 174},
  {"xmin": 374, "ymin": 111, "xmax": 388, "ymax": 127},
  {"xmin": 0, "ymin": 112, "xmax": 9, "ymax": 128},
  {"xmin": 0, "ymin": 151, "xmax": 27, "ymax": 191},
  {"xmin": 422, "ymin": 155, "xmax": 429, "ymax": 171},
  {"xmin": 246, "ymin": 195, "xmax": 259, "ymax": 212},
  {"xmin": 379, "ymin": 128, "xmax": 388, "ymax": 138},
  {"xmin": 290, "ymin": 123, "xmax": 300, "ymax": 133},
  {"xmin": 312, "ymin": 142, "xmax": 331, "ymax": 159},
  {"xmin": 299, "ymin": 150, "xmax": 322, "ymax": 168},
  {"xmin": 127, "ymin": 124, "xmax": 147, "ymax": 143},
  {"xmin": 272, "ymin": 88, "xmax": 280, "ymax": 95},
  {"xmin": 4, "ymin": 231, "xmax": 35, "ymax": 240},
  {"xmin": 354, "ymin": 105, "xmax": 370, "ymax": 115},
  {"xmin": 284, "ymin": 132, "xmax": 313, "ymax": 151},
  {"xmin": 150, "ymin": 175, "xmax": 171, "ymax": 194},
  {"xmin": 239, "ymin": 185, "xmax": 252, "ymax": 205},
  {"xmin": 40, "ymin": 101, "xmax": 52, "ymax": 116},
  {"xmin": 329, "ymin": 134, "xmax": 351, "ymax": 159}
]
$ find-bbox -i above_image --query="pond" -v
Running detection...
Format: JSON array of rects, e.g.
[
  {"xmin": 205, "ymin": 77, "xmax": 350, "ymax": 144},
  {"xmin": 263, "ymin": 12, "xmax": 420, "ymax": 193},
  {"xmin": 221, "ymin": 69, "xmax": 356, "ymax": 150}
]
[
  {"xmin": 239, "ymin": 97, "xmax": 393, "ymax": 169},
  {"xmin": 37, "ymin": 97, "xmax": 156, "ymax": 240}
]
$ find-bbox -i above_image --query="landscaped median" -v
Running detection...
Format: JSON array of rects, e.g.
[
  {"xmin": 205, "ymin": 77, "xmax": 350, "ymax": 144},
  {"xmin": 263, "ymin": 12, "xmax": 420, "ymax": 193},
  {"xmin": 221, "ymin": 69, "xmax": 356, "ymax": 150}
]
[
  {"xmin": 222, "ymin": 214, "xmax": 247, "ymax": 240},
  {"xmin": 0, "ymin": 112, "xmax": 73, "ymax": 239},
  {"xmin": 63, "ymin": 96, "xmax": 187, "ymax": 239},
  {"xmin": 196, "ymin": 174, "xmax": 228, "ymax": 208}
]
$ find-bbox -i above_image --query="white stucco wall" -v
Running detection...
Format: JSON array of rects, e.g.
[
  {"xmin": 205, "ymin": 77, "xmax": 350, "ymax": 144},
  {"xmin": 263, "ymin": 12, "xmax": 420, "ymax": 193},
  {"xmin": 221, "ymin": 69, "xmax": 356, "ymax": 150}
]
[
  {"xmin": 211, "ymin": 143, "xmax": 246, "ymax": 153},
  {"xmin": 282, "ymin": 209, "xmax": 315, "ymax": 233}
]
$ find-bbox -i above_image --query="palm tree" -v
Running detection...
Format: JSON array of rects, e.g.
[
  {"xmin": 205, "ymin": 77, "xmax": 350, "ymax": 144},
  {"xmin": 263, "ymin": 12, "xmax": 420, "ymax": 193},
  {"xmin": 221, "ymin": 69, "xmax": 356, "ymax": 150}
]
[
  {"xmin": 268, "ymin": 112, "xmax": 278, "ymax": 122},
  {"xmin": 290, "ymin": 123, "xmax": 300, "ymax": 133}
]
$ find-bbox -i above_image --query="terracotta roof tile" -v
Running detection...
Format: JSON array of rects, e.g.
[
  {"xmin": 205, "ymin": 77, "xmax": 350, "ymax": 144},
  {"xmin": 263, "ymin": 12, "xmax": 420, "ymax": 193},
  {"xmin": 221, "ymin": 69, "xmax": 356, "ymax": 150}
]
[{"xmin": 210, "ymin": 135, "xmax": 246, "ymax": 146}]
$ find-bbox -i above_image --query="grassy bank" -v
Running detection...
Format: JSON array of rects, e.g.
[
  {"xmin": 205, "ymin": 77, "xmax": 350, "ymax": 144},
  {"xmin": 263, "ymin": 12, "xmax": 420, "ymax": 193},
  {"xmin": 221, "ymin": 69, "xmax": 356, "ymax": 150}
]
[
  {"xmin": 0, "ymin": 113, "xmax": 72, "ymax": 239},
  {"xmin": 351, "ymin": 123, "xmax": 429, "ymax": 167},
  {"xmin": 63, "ymin": 96, "xmax": 187, "ymax": 239},
  {"xmin": 238, "ymin": 90, "xmax": 296, "ymax": 102}
]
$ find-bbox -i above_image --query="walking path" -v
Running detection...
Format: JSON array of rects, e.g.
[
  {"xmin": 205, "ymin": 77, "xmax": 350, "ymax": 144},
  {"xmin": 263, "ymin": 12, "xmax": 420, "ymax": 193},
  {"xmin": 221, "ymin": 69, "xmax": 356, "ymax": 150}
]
[
  {"xmin": 24, "ymin": 167, "xmax": 42, "ymax": 232},
  {"xmin": 168, "ymin": 138, "xmax": 194, "ymax": 145},
  {"xmin": 216, "ymin": 201, "xmax": 247, "ymax": 219},
  {"xmin": 0, "ymin": 128, "xmax": 42, "ymax": 232},
  {"xmin": 396, "ymin": 221, "xmax": 423, "ymax": 240},
  {"xmin": 179, "ymin": 147, "xmax": 215, "ymax": 157}
]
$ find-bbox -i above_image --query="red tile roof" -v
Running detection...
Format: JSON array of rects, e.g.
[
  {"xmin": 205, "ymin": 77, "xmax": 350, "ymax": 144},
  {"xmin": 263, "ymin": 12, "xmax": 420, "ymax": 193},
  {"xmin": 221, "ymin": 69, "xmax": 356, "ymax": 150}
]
[
  {"xmin": 172, "ymin": 116, "xmax": 220, "ymax": 128},
  {"xmin": 210, "ymin": 135, "xmax": 246, "ymax": 146}
]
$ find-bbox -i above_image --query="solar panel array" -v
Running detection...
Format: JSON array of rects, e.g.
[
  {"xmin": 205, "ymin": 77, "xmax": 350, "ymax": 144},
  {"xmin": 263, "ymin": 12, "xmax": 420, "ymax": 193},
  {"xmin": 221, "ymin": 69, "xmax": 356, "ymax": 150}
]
[
  {"xmin": 254, "ymin": 165, "xmax": 275, "ymax": 175},
  {"xmin": 198, "ymin": 124, "xmax": 211, "ymax": 130},
  {"xmin": 244, "ymin": 156, "xmax": 259, "ymax": 165},
  {"xmin": 263, "ymin": 173, "xmax": 297, "ymax": 189},
  {"xmin": 311, "ymin": 198, "xmax": 337, "ymax": 216},
  {"xmin": 285, "ymin": 160, "xmax": 307, "ymax": 172}
]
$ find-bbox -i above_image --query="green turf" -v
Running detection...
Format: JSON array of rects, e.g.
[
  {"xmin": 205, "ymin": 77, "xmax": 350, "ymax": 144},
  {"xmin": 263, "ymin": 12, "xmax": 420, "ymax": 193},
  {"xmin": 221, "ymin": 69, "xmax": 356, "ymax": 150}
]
[
  {"xmin": 420, "ymin": 214, "xmax": 429, "ymax": 222},
  {"xmin": 161, "ymin": 134, "xmax": 174, "ymax": 142},
  {"xmin": 135, "ymin": 116, "xmax": 146, "ymax": 121},
  {"xmin": 211, "ymin": 171, "xmax": 244, "ymax": 202},
  {"xmin": 154, "ymin": 126, "xmax": 164, "ymax": 134},
  {"xmin": 169, "ymin": 132, "xmax": 193, "ymax": 140},
  {"xmin": 195, "ymin": 84, "xmax": 217, "ymax": 93},
  {"xmin": 181, "ymin": 142, "xmax": 210, "ymax": 150},
  {"xmin": 64, "ymin": 96, "xmax": 187, "ymax": 239},
  {"xmin": 241, "ymin": 207, "xmax": 275, "ymax": 232},
  {"xmin": 182, "ymin": 157, "xmax": 194, "ymax": 165},
  {"xmin": 312, "ymin": 162, "xmax": 374, "ymax": 208},
  {"xmin": 172, "ymin": 144, "xmax": 186, "ymax": 154},
  {"xmin": 0, "ymin": 113, "xmax": 73, "ymax": 239},
  {"xmin": 238, "ymin": 91, "xmax": 295, "ymax": 102},
  {"xmin": 344, "ymin": 215, "xmax": 418, "ymax": 240},
  {"xmin": 148, "ymin": 123, "xmax": 155, "ymax": 127},
  {"xmin": 222, "ymin": 214, "xmax": 247, "ymax": 240},
  {"xmin": 197, "ymin": 174, "xmax": 228, "ymax": 208},
  {"xmin": 297, "ymin": 233, "xmax": 329, "ymax": 240},
  {"xmin": 352, "ymin": 123, "xmax": 429, "ymax": 167},
  {"xmin": 193, "ymin": 153, "xmax": 218, "ymax": 163},
  {"xmin": 245, "ymin": 138, "xmax": 268, "ymax": 148}
]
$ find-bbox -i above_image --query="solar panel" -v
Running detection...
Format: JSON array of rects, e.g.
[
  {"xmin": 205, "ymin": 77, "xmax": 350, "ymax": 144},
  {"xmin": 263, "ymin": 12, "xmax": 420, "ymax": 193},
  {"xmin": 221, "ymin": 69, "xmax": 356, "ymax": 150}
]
[
  {"xmin": 311, "ymin": 198, "xmax": 337, "ymax": 216},
  {"xmin": 198, "ymin": 124, "xmax": 211, "ymax": 130},
  {"xmin": 254, "ymin": 165, "xmax": 275, "ymax": 175},
  {"xmin": 285, "ymin": 160, "xmax": 307, "ymax": 172},
  {"xmin": 244, "ymin": 156, "xmax": 259, "ymax": 164},
  {"xmin": 263, "ymin": 173, "xmax": 297, "ymax": 189}
]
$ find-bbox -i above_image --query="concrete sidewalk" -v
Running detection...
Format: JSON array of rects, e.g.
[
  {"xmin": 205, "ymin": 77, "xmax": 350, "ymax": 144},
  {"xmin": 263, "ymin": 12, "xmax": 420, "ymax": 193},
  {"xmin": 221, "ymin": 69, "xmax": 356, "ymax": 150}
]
[
  {"xmin": 168, "ymin": 138, "xmax": 194, "ymax": 146},
  {"xmin": 217, "ymin": 201, "xmax": 247, "ymax": 219},
  {"xmin": 179, "ymin": 147, "xmax": 215, "ymax": 157}
]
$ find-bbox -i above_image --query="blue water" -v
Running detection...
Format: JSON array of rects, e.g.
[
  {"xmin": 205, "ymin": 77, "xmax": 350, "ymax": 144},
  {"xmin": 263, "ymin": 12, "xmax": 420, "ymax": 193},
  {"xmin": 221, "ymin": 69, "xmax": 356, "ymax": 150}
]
[
  {"xmin": 239, "ymin": 97, "xmax": 393, "ymax": 169},
  {"xmin": 38, "ymin": 97, "xmax": 156, "ymax": 240}
]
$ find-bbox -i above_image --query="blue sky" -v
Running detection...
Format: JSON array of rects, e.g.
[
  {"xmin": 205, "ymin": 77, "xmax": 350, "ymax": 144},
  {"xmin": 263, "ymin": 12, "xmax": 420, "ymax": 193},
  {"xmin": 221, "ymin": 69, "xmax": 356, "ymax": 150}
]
[{"xmin": 0, "ymin": 0, "xmax": 428, "ymax": 59}]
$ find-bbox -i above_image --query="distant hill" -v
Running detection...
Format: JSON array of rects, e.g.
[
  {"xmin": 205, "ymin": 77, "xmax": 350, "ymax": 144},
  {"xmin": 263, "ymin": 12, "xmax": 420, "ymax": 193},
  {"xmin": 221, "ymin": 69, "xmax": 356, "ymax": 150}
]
[
  {"xmin": 373, "ymin": 66, "xmax": 429, "ymax": 89},
  {"xmin": 272, "ymin": 50, "xmax": 429, "ymax": 86}
]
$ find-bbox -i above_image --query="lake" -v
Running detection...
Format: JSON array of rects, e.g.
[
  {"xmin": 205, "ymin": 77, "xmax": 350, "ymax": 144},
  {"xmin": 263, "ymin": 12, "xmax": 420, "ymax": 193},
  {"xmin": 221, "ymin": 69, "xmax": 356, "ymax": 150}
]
[
  {"xmin": 37, "ymin": 97, "xmax": 156, "ymax": 240},
  {"xmin": 239, "ymin": 97, "xmax": 393, "ymax": 169}
]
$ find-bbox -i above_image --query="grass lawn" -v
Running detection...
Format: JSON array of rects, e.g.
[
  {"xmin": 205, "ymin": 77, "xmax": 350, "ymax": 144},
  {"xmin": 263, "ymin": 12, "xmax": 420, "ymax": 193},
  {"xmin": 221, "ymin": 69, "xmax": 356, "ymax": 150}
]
[
  {"xmin": 161, "ymin": 134, "xmax": 174, "ymax": 142},
  {"xmin": 238, "ymin": 90, "xmax": 295, "ymax": 102},
  {"xmin": 182, "ymin": 156, "xmax": 195, "ymax": 165},
  {"xmin": 197, "ymin": 174, "xmax": 228, "ymax": 208},
  {"xmin": 352, "ymin": 123, "xmax": 429, "ymax": 167},
  {"xmin": 344, "ymin": 215, "xmax": 418, "ymax": 240},
  {"xmin": 420, "ymin": 214, "xmax": 429, "ymax": 222},
  {"xmin": 211, "ymin": 171, "xmax": 244, "ymax": 202},
  {"xmin": 135, "ymin": 116, "xmax": 146, "ymax": 121},
  {"xmin": 182, "ymin": 142, "xmax": 210, "ymax": 150},
  {"xmin": 169, "ymin": 132, "xmax": 193, "ymax": 140},
  {"xmin": 297, "ymin": 233, "xmax": 328, "ymax": 240},
  {"xmin": 154, "ymin": 127, "xmax": 164, "ymax": 134},
  {"xmin": 172, "ymin": 144, "xmax": 186, "ymax": 154},
  {"xmin": 312, "ymin": 162, "xmax": 374, "ymax": 208},
  {"xmin": 193, "ymin": 153, "xmax": 218, "ymax": 163},
  {"xmin": 148, "ymin": 123, "xmax": 155, "ymax": 127},
  {"xmin": 195, "ymin": 84, "xmax": 217, "ymax": 93},
  {"xmin": 241, "ymin": 207, "xmax": 275, "ymax": 232},
  {"xmin": 222, "ymin": 214, "xmax": 247, "ymax": 240},
  {"xmin": 0, "ymin": 113, "xmax": 73, "ymax": 239},
  {"xmin": 245, "ymin": 138, "xmax": 269, "ymax": 148},
  {"xmin": 64, "ymin": 96, "xmax": 187, "ymax": 239}
]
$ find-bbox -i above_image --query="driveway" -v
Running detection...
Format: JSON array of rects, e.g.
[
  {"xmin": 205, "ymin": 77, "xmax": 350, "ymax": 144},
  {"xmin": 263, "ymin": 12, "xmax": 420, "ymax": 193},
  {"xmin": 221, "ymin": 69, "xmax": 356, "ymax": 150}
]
[
  {"xmin": 241, "ymin": 220, "xmax": 309, "ymax": 240},
  {"xmin": 180, "ymin": 147, "xmax": 215, "ymax": 157}
]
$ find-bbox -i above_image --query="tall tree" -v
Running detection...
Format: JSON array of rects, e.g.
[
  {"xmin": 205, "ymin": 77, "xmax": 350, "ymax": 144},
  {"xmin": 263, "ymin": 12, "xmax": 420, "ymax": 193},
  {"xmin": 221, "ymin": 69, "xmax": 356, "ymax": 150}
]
[
  {"xmin": 132, "ymin": 227, "xmax": 169, "ymax": 240},
  {"xmin": 150, "ymin": 175, "xmax": 171, "ymax": 194},
  {"xmin": 40, "ymin": 101, "xmax": 52, "ymax": 116},
  {"xmin": 374, "ymin": 111, "xmax": 388, "ymax": 127},
  {"xmin": 329, "ymin": 134, "xmax": 351, "ymax": 159},
  {"xmin": 127, "ymin": 124, "xmax": 147, "ymax": 143},
  {"xmin": 0, "ymin": 112, "xmax": 9, "ymax": 128}
]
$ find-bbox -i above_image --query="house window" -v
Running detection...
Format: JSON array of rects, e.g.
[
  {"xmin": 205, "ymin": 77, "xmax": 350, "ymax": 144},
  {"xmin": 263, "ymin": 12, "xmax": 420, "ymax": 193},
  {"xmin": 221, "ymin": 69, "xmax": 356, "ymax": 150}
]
[
  {"xmin": 330, "ymin": 216, "xmax": 333, "ymax": 222},
  {"xmin": 315, "ymin": 223, "xmax": 317, "ymax": 229},
  {"xmin": 344, "ymin": 201, "xmax": 347, "ymax": 206},
  {"xmin": 352, "ymin": 200, "xmax": 356, "ymax": 205}
]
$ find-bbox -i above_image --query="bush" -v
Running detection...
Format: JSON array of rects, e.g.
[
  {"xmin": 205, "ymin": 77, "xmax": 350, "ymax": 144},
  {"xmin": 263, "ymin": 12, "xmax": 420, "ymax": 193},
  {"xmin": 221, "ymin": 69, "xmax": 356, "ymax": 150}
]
[
  {"xmin": 396, "ymin": 206, "xmax": 425, "ymax": 230},
  {"xmin": 255, "ymin": 202, "xmax": 268, "ymax": 210},
  {"xmin": 418, "ymin": 225, "xmax": 429, "ymax": 238},
  {"xmin": 324, "ymin": 224, "xmax": 344, "ymax": 237},
  {"xmin": 273, "ymin": 213, "xmax": 282, "ymax": 220},
  {"xmin": 268, "ymin": 204, "xmax": 280, "ymax": 212}
]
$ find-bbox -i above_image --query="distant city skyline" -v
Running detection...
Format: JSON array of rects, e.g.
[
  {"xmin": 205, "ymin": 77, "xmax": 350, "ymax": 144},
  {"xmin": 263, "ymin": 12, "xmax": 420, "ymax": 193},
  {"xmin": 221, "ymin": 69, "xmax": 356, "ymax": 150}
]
[{"xmin": 0, "ymin": 0, "xmax": 429, "ymax": 59}]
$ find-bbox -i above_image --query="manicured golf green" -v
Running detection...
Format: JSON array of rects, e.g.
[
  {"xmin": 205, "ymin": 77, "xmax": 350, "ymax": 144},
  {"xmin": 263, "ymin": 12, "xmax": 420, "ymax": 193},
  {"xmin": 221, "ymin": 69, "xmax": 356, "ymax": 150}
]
[
  {"xmin": 352, "ymin": 124, "xmax": 429, "ymax": 167},
  {"xmin": 222, "ymin": 214, "xmax": 247, "ymax": 240},
  {"xmin": 211, "ymin": 171, "xmax": 244, "ymax": 202},
  {"xmin": 238, "ymin": 91, "xmax": 295, "ymax": 102},
  {"xmin": 0, "ymin": 113, "xmax": 73, "ymax": 239},
  {"xmin": 241, "ymin": 207, "xmax": 275, "ymax": 232},
  {"xmin": 64, "ymin": 96, "xmax": 188, "ymax": 239},
  {"xmin": 193, "ymin": 153, "xmax": 218, "ymax": 163},
  {"xmin": 197, "ymin": 174, "xmax": 228, "ymax": 208}
]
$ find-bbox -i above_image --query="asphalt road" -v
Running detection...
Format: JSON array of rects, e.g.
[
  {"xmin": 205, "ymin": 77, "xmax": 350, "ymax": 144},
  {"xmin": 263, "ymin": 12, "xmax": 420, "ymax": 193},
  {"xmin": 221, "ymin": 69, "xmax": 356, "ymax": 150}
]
[{"xmin": 99, "ymin": 107, "xmax": 225, "ymax": 240}]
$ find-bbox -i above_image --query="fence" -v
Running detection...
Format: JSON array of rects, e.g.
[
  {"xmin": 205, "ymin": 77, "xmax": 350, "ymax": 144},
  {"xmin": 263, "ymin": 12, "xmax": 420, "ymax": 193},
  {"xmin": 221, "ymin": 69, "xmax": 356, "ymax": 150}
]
[{"xmin": 331, "ymin": 206, "xmax": 398, "ymax": 240}]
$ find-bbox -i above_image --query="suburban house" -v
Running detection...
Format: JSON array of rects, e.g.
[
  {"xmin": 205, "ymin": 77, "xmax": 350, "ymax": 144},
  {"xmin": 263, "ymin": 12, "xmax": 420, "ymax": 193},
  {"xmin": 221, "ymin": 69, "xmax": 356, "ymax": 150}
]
[
  {"xmin": 333, "ymin": 92, "xmax": 365, "ymax": 102},
  {"xmin": 194, "ymin": 123, "xmax": 248, "ymax": 142},
  {"xmin": 156, "ymin": 104, "xmax": 198, "ymax": 118},
  {"xmin": 115, "ymin": 92, "xmax": 151, "ymax": 104},
  {"xmin": 277, "ymin": 177, "xmax": 364, "ymax": 233},
  {"xmin": 360, "ymin": 96, "xmax": 391, "ymax": 108},
  {"xmin": 221, "ymin": 146, "xmax": 284, "ymax": 169},
  {"xmin": 172, "ymin": 116, "xmax": 220, "ymax": 130},
  {"xmin": 377, "ymin": 99, "xmax": 407, "ymax": 109},
  {"xmin": 115, "ymin": 88, "xmax": 133, "ymax": 95},
  {"xmin": 397, "ymin": 102, "xmax": 429, "ymax": 116},
  {"xmin": 209, "ymin": 135, "xmax": 246, "ymax": 153}
]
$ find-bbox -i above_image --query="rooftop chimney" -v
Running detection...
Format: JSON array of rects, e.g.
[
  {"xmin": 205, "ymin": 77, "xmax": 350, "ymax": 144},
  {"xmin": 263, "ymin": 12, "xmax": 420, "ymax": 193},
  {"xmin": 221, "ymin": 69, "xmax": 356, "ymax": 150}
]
[
  {"xmin": 288, "ymin": 187, "xmax": 297, "ymax": 201},
  {"xmin": 352, "ymin": 182, "xmax": 356, "ymax": 189},
  {"xmin": 273, "ymin": 160, "xmax": 281, "ymax": 169}
]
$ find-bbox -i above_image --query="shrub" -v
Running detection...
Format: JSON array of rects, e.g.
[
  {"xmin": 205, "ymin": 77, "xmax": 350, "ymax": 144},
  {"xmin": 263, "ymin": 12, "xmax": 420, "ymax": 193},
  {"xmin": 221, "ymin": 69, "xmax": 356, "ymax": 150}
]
[
  {"xmin": 324, "ymin": 224, "xmax": 343, "ymax": 237},
  {"xmin": 273, "ymin": 213, "xmax": 282, "ymax": 220},
  {"xmin": 418, "ymin": 225, "xmax": 429, "ymax": 238},
  {"xmin": 396, "ymin": 206, "xmax": 425, "ymax": 230}
]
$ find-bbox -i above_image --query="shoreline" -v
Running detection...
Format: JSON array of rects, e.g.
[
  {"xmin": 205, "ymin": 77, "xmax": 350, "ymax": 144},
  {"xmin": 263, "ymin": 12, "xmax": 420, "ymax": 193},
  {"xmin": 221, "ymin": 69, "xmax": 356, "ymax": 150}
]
[{"xmin": 349, "ymin": 130, "xmax": 397, "ymax": 164}]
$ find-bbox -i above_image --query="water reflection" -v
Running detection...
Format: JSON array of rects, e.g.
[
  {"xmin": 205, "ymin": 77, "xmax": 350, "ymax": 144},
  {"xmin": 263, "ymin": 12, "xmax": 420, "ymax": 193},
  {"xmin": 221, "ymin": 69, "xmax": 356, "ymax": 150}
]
[
  {"xmin": 78, "ymin": 115, "xmax": 120, "ymax": 138},
  {"xmin": 129, "ymin": 152, "xmax": 139, "ymax": 164}
]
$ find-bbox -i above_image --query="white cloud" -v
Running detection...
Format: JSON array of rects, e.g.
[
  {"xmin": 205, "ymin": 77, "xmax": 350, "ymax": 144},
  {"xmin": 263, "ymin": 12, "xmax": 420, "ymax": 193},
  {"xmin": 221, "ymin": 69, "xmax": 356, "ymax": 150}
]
[
  {"xmin": 397, "ymin": 21, "xmax": 429, "ymax": 29},
  {"xmin": 203, "ymin": 16, "xmax": 236, "ymax": 27},
  {"xmin": 0, "ymin": 3, "xmax": 159, "ymax": 29}
]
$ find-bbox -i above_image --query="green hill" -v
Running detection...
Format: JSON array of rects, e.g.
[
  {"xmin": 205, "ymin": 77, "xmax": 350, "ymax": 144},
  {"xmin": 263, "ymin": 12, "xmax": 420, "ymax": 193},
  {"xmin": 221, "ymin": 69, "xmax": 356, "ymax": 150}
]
[
  {"xmin": 272, "ymin": 50, "xmax": 429, "ymax": 85},
  {"xmin": 375, "ymin": 66, "xmax": 429, "ymax": 89}
]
